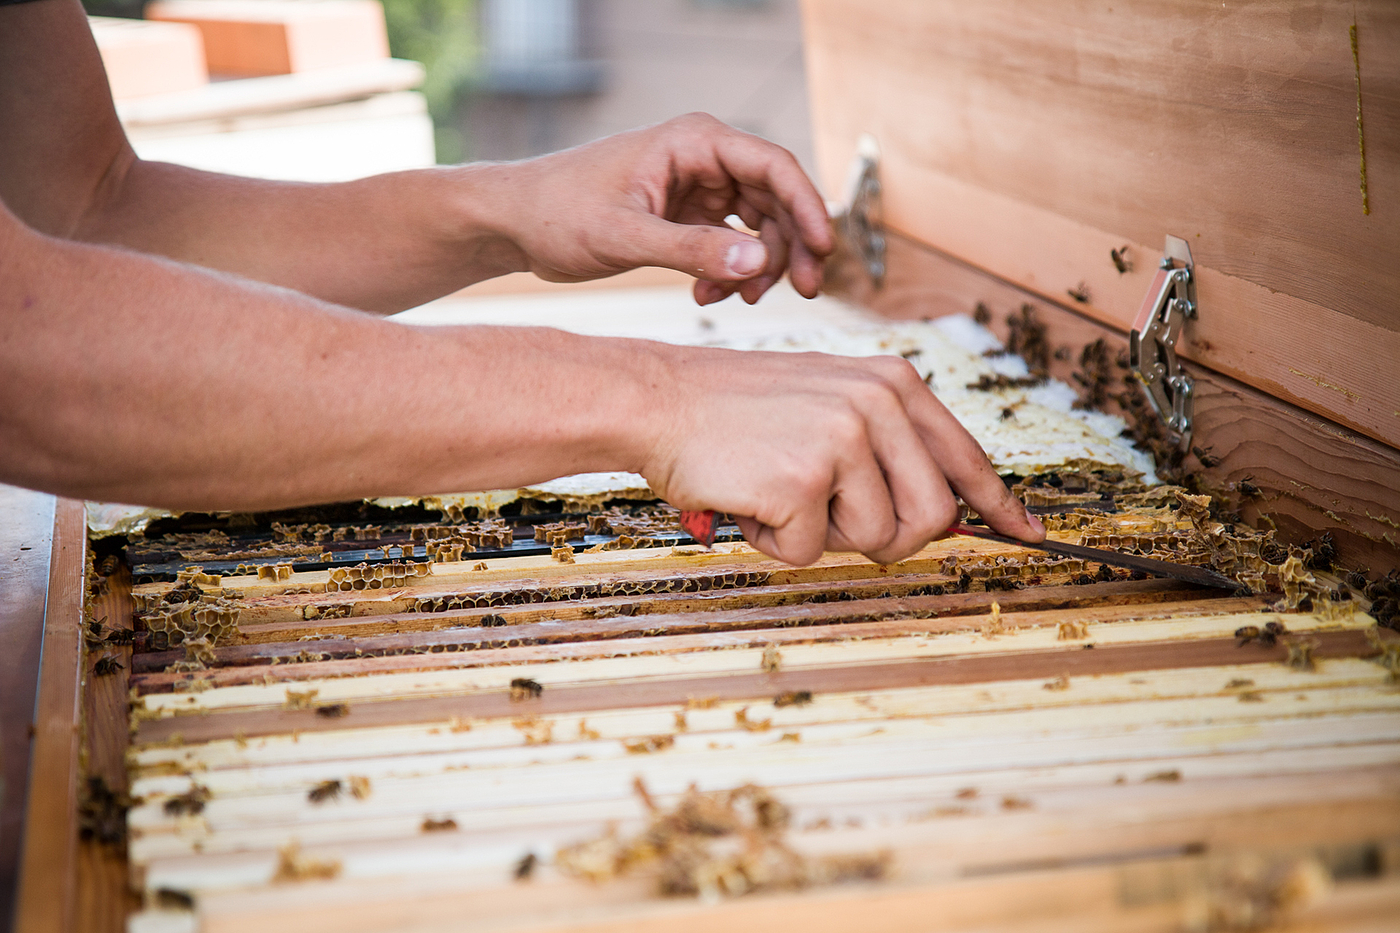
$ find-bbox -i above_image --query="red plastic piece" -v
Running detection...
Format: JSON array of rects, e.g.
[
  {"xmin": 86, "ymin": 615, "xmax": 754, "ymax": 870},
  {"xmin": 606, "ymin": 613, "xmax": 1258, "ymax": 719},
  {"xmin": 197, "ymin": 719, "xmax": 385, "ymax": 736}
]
[{"xmin": 679, "ymin": 509, "xmax": 718, "ymax": 548}]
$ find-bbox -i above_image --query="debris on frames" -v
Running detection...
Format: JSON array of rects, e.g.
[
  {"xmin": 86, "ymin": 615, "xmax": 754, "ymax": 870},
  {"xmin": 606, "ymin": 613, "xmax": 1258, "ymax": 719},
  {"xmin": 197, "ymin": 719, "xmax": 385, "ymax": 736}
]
[
  {"xmin": 273, "ymin": 841, "xmax": 342, "ymax": 882},
  {"xmin": 284, "ymin": 688, "xmax": 320, "ymax": 710},
  {"xmin": 421, "ymin": 817, "xmax": 458, "ymax": 832},
  {"xmin": 761, "ymin": 644, "xmax": 782, "ymax": 673},
  {"xmin": 554, "ymin": 780, "xmax": 891, "ymax": 898},
  {"xmin": 1057, "ymin": 620, "xmax": 1088, "ymax": 641},
  {"xmin": 734, "ymin": 707, "xmax": 772, "ymax": 732},
  {"xmin": 1284, "ymin": 638, "xmax": 1319, "ymax": 672},
  {"xmin": 622, "ymin": 735, "xmax": 675, "ymax": 755}
]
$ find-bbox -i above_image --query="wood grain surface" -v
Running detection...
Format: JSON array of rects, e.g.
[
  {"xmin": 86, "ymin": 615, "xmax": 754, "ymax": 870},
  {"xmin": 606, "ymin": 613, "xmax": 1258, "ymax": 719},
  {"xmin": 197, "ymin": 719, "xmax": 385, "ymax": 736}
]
[
  {"xmin": 0, "ymin": 486, "xmax": 56, "ymax": 929},
  {"xmin": 13, "ymin": 499, "xmax": 87, "ymax": 933},
  {"xmin": 802, "ymin": 0, "xmax": 1400, "ymax": 448},
  {"xmin": 75, "ymin": 563, "xmax": 139, "ymax": 933}
]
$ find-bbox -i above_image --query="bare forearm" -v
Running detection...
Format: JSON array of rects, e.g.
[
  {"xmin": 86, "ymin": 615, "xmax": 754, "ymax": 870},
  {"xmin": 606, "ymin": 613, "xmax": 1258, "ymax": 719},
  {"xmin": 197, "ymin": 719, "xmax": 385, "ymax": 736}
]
[
  {"xmin": 75, "ymin": 158, "xmax": 529, "ymax": 314},
  {"xmin": 0, "ymin": 218, "xmax": 659, "ymax": 510}
]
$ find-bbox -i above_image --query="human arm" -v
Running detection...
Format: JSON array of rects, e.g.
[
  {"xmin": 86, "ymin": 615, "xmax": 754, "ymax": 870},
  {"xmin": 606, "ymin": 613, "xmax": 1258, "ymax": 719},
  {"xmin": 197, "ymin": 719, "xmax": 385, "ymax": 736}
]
[
  {"xmin": 0, "ymin": 0, "xmax": 830, "ymax": 314},
  {"xmin": 0, "ymin": 197, "xmax": 1041, "ymax": 563}
]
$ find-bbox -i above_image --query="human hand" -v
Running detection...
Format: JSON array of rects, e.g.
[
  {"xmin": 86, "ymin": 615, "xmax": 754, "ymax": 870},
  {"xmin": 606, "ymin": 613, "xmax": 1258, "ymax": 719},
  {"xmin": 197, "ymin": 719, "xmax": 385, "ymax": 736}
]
[
  {"xmin": 638, "ymin": 346, "xmax": 1046, "ymax": 565},
  {"xmin": 490, "ymin": 113, "xmax": 833, "ymax": 306}
]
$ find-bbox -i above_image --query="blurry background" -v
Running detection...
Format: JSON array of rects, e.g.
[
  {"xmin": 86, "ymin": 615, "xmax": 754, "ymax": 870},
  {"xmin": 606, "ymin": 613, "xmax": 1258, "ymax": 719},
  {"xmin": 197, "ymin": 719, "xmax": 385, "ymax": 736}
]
[{"xmin": 82, "ymin": 0, "xmax": 816, "ymax": 179}]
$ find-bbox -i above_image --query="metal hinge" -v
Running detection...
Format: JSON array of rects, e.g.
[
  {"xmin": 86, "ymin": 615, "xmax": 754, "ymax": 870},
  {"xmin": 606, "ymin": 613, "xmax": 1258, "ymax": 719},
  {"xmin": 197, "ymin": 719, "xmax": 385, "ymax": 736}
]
[
  {"xmin": 1130, "ymin": 235, "xmax": 1197, "ymax": 444},
  {"xmin": 835, "ymin": 134, "xmax": 885, "ymax": 288}
]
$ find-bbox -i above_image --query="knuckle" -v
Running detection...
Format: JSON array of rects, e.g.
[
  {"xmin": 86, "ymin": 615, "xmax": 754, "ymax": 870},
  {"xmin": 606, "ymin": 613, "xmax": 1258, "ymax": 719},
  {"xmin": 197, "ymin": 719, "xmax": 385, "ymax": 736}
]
[{"xmin": 928, "ymin": 494, "xmax": 960, "ymax": 535}]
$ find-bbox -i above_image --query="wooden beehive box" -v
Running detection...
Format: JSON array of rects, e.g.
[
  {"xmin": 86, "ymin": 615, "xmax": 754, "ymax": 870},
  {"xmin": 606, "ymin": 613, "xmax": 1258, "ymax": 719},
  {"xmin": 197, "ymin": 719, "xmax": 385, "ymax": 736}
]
[
  {"xmin": 802, "ymin": 0, "xmax": 1400, "ymax": 575},
  {"xmin": 7, "ymin": 5, "xmax": 1400, "ymax": 933}
]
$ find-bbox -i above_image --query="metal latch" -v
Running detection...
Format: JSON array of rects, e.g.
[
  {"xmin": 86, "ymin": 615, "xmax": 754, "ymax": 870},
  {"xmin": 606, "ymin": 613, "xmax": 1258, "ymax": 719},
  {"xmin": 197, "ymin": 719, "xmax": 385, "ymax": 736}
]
[
  {"xmin": 835, "ymin": 133, "xmax": 885, "ymax": 288},
  {"xmin": 1130, "ymin": 235, "xmax": 1197, "ymax": 443}
]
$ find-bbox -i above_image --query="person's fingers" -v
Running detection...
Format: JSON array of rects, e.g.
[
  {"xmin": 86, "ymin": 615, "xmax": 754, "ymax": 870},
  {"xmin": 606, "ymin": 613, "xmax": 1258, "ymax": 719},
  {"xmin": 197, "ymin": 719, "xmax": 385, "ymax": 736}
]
[
  {"xmin": 706, "ymin": 127, "xmax": 833, "ymax": 259},
  {"xmin": 693, "ymin": 279, "xmax": 736, "ymax": 306},
  {"xmin": 738, "ymin": 217, "xmax": 788, "ymax": 304},
  {"xmin": 616, "ymin": 213, "xmax": 768, "ymax": 284},
  {"xmin": 817, "ymin": 418, "xmax": 900, "ymax": 558},
  {"xmin": 894, "ymin": 373, "xmax": 1045, "ymax": 543},
  {"xmin": 735, "ymin": 487, "xmax": 832, "ymax": 567},
  {"xmin": 787, "ymin": 236, "xmax": 824, "ymax": 299},
  {"xmin": 857, "ymin": 393, "xmax": 961, "ymax": 563}
]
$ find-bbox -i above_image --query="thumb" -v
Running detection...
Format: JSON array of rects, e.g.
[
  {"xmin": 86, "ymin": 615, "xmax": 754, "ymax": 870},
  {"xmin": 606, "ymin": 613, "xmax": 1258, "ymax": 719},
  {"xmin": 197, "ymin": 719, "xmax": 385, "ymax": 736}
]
[{"xmin": 625, "ymin": 216, "xmax": 769, "ymax": 283}]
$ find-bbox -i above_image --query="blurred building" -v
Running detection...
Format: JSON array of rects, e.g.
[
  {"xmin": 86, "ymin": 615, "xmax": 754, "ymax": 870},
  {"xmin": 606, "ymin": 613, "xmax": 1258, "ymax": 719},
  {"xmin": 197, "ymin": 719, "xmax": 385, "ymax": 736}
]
[{"xmin": 463, "ymin": 0, "xmax": 814, "ymax": 175}]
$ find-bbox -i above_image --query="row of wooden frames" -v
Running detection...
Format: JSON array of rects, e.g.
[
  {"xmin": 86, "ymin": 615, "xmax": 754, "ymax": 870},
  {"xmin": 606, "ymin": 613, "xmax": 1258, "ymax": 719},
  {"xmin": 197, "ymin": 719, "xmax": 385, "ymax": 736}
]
[{"xmin": 11, "ymin": 494, "xmax": 1400, "ymax": 933}]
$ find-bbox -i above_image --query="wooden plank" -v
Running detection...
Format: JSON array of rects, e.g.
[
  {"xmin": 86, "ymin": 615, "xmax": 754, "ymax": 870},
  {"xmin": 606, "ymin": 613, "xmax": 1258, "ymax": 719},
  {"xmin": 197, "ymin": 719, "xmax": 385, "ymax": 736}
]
[
  {"xmin": 76, "ymin": 560, "xmax": 140, "ymax": 933},
  {"xmin": 14, "ymin": 499, "xmax": 88, "ymax": 933},
  {"xmin": 0, "ymin": 486, "xmax": 56, "ymax": 923},
  {"xmin": 147, "ymin": 799, "xmax": 1400, "ymax": 933},
  {"xmin": 128, "ymin": 662, "xmax": 1398, "ymax": 775},
  {"xmin": 825, "ymin": 227, "xmax": 1400, "ymax": 576},
  {"xmin": 130, "ymin": 770, "xmax": 1400, "ymax": 897},
  {"xmin": 124, "ymin": 748, "xmax": 1400, "ymax": 860},
  {"xmin": 131, "ymin": 590, "xmax": 1264, "ymax": 692},
  {"xmin": 131, "ymin": 600, "xmax": 1303, "ymax": 710},
  {"xmin": 801, "ymin": 0, "xmax": 1400, "ymax": 448},
  {"xmin": 130, "ymin": 627, "xmax": 1377, "ymax": 744},
  {"xmin": 131, "ymin": 578, "xmax": 1229, "ymax": 675}
]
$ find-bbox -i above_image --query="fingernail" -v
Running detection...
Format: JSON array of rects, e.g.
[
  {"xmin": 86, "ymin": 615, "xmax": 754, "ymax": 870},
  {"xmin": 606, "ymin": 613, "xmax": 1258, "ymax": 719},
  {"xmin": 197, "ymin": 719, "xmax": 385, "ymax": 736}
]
[
  {"xmin": 725, "ymin": 239, "xmax": 766, "ymax": 277},
  {"xmin": 1025, "ymin": 508, "xmax": 1046, "ymax": 536}
]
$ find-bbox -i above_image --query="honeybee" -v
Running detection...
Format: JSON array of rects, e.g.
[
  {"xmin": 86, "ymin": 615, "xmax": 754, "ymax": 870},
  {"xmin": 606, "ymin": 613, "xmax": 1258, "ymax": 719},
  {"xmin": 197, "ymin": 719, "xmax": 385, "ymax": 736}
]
[
  {"xmin": 1067, "ymin": 282, "xmax": 1091, "ymax": 303},
  {"xmin": 162, "ymin": 785, "xmax": 210, "ymax": 817},
  {"xmin": 1191, "ymin": 446, "xmax": 1221, "ymax": 468},
  {"xmin": 773, "ymin": 691, "xmax": 813, "ymax": 708},
  {"xmin": 154, "ymin": 888, "xmax": 194, "ymax": 910},
  {"xmin": 308, "ymin": 780, "xmax": 342, "ymax": 804},
  {"xmin": 1110, "ymin": 246, "xmax": 1132, "ymax": 274},
  {"xmin": 515, "ymin": 852, "xmax": 538, "ymax": 881},
  {"xmin": 315, "ymin": 703, "xmax": 348, "ymax": 718},
  {"xmin": 94, "ymin": 656, "xmax": 123, "ymax": 676},
  {"xmin": 510, "ymin": 678, "xmax": 544, "ymax": 700},
  {"xmin": 1259, "ymin": 620, "xmax": 1287, "ymax": 647},
  {"xmin": 1235, "ymin": 625, "xmax": 1261, "ymax": 647}
]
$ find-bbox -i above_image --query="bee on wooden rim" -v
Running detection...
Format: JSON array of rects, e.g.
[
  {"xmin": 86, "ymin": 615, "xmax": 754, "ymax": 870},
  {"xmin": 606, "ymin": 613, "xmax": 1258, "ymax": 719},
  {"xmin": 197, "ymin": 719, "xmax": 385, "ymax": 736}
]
[
  {"xmin": 1110, "ymin": 245, "xmax": 1132, "ymax": 274},
  {"xmin": 1259, "ymin": 620, "xmax": 1287, "ymax": 647},
  {"xmin": 1191, "ymin": 445, "xmax": 1221, "ymax": 468},
  {"xmin": 1237, "ymin": 476, "xmax": 1262, "ymax": 498},
  {"xmin": 315, "ymin": 703, "xmax": 349, "ymax": 718},
  {"xmin": 1067, "ymin": 282, "xmax": 1091, "ymax": 303},
  {"xmin": 94, "ymin": 656, "xmax": 123, "ymax": 676},
  {"xmin": 514, "ymin": 852, "xmax": 538, "ymax": 881},
  {"xmin": 308, "ymin": 780, "xmax": 342, "ymax": 804},
  {"xmin": 1235, "ymin": 625, "xmax": 1260, "ymax": 646}
]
